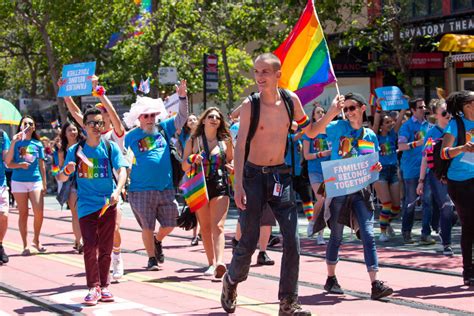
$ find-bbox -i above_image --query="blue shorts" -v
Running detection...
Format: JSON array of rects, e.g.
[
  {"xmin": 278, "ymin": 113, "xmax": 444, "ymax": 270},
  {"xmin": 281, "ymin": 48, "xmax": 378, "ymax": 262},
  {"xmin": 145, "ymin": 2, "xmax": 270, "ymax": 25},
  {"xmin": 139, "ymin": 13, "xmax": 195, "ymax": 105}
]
[
  {"xmin": 309, "ymin": 172, "xmax": 324, "ymax": 185},
  {"xmin": 378, "ymin": 164, "xmax": 399, "ymax": 185}
]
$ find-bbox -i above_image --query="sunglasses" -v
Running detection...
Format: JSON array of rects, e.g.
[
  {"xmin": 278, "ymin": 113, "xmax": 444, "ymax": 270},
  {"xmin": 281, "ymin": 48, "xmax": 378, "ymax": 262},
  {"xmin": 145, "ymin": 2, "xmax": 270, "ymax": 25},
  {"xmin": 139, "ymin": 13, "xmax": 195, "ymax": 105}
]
[
  {"xmin": 22, "ymin": 122, "xmax": 34, "ymax": 127},
  {"xmin": 86, "ymin": 120, "xmax": 105, "ymax": 128},
  {"xmin": 207, "ymin": 114, "xmax": 221, "ymax": 120},
  {"xmin": 417, "ymin": 106, "xmax": 426, "ymax": 110},
  {"xmin": 141, "ymin": 113, "xmax": 156, "ymax": 119},
  {"xmin": 316, "ymin": 110, "xmax": 325, "ymax": 115},
  {"xmin": 441, "ymin": 110, "xmax": 449, "ymax": 117},
  {"xmin": 343, "ymin": 105, "xmax": 359, "ymax": 113}
]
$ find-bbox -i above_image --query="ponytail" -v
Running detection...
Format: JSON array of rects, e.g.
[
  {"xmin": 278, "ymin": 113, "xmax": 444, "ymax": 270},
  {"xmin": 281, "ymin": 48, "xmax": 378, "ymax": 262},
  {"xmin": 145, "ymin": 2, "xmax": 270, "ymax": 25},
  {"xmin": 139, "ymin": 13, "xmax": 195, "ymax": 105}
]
[{"xmin": 446, "ymin": 91, "xmax": 473, "ymax": 117}]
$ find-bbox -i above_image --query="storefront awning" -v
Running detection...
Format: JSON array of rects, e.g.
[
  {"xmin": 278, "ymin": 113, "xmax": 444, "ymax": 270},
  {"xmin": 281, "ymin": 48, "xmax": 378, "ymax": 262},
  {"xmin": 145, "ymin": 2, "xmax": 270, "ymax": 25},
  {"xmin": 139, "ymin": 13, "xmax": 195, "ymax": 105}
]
[{"xmin": 439, "ymin": 34, "xmax": 474, "ymax": 52}]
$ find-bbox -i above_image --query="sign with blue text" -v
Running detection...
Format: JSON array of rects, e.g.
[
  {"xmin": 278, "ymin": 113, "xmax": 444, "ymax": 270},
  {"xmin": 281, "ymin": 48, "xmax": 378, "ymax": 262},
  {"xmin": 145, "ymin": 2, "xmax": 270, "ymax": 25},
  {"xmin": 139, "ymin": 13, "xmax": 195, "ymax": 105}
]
[
  {"xmin": 58, "ymin": 62, "xmax": 96, "ymax": 97},
  {"xmin": 321, "ymin": 152, "xmax": 379, "ymax": 198},
  {"xmin": 375, "ymin": 86, "xmax": 409, "ymax": 111}
]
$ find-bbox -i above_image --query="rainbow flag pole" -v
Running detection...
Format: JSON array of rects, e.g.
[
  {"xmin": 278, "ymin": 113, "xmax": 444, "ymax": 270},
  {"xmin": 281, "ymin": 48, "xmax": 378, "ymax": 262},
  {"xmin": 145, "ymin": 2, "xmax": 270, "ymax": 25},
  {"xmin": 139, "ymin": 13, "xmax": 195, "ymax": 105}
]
[{"xmin": 274, "ymin": 0, "xmax": 344, "ymax": 117}]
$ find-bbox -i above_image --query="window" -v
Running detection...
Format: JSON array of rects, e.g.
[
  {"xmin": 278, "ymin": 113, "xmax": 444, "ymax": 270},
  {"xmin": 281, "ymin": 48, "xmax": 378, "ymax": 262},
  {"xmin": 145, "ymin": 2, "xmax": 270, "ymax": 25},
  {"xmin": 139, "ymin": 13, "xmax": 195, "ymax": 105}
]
[
  {"xmin": 452, "ymin": 0, "xmax": 474, "ymax": 11},
  {"xmin": 403, "ymin": 0, "xmax": 442, "ymax": 18}
]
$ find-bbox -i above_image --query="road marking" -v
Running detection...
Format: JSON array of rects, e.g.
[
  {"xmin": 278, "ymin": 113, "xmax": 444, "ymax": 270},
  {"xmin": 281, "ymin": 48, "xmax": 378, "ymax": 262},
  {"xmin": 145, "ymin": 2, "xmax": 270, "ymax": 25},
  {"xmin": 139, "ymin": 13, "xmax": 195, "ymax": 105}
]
[{"xmin": 3, "ymin": 241, "xmax": 277, "ymax": 315}]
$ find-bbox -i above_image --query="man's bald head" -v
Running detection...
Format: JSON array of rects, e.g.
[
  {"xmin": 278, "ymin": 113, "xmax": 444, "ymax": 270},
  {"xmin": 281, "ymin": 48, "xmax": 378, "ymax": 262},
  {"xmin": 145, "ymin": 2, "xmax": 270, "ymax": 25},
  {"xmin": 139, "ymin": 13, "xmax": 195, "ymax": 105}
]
[{"xmin": 254, "ymin": 53, "xmax": 281, "ymax": 71}]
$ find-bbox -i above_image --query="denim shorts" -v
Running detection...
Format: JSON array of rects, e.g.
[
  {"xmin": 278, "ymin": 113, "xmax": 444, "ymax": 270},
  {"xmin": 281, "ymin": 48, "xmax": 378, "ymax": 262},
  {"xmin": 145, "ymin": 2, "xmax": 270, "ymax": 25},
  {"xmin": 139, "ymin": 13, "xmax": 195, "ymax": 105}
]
[
  {"xmin": 378, "ymin": 164, "xmax": 399, "ymax": 185},
  {"xmin": 309, "ymin": 172, "xmax": 324, "ymax": 185}
]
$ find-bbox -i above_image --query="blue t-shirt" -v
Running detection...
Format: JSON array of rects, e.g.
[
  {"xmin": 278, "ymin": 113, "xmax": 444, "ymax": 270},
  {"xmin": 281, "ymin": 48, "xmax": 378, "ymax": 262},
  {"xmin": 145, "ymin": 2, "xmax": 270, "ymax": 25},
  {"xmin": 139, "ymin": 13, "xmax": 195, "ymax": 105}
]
[
  {"xmin": 422, "ymin": 125, "xmax": 444, "ymax": 174},
  {"xmin": 444, "ymin": 117, "xmax": 474, "ymax": 181},
  {"xmin": 378, "ymin": 129, "xmax": 398, "ymax": 166},
  {"xmin": 124, "ymin": 118, "xmax": 177, "ymax": 192},
  {"xmin": 285, "ymin": 135, "xmax": 303, "ymax": 176},
  {"xmin": 302, "ymin": 134, "xmax": 330, "ymax": 174},
  {"xmin": 0, "ymin": 131, "xmax": 11, "ymax": 186},
  {"xmin": 326, "ymin": 120, "xmax": 379, "ymax": 161},
  {"xmin": 399, "ymin": 117, "xmax": 432, "ymax": 179},
  {"xmin": 12, "ymin": 139, "xmax": 45, "ymax": 182},
  {"xmin": 63, "ymin": 140, "xmax": 129, "ymax": 218}
]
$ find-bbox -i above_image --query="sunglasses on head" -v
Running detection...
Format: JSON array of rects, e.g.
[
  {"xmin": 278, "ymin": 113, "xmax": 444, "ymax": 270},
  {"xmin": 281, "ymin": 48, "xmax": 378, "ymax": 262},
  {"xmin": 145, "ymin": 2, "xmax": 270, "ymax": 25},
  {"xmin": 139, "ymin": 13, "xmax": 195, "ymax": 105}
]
[
  {"xmin": 207, "ymin": 114, "xmax": 221, "ymax": 120},
  {"xmin": 141, "ymin": 113, "xmax": 156, "ymax": 119},
  {"xmin": 86, "ymin": 120, "xmax": 105, "ymax": 128},
  {"xmin": 343, "ymin": 105, "xmax": 359, "ymax": 113}
]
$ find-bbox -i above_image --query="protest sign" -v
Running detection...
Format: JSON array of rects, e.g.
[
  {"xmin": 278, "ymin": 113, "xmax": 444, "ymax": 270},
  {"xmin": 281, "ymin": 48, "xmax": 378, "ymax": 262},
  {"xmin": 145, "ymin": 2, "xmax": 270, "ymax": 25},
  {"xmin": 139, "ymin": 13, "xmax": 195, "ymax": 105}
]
[
  {"xmin": 321, "ymin": 152, "xmax": 379, "ymax": 198},
  {"xmin": 375, "ymin": 86, "xmax": 409, "ymax": 111},
  {"xmin": 164, "ymin": 93, "xmax": 179, "ymax": 117},
  {"xmin": 58, "ymin": 62, "xmax": 96, "ymax": 97}
]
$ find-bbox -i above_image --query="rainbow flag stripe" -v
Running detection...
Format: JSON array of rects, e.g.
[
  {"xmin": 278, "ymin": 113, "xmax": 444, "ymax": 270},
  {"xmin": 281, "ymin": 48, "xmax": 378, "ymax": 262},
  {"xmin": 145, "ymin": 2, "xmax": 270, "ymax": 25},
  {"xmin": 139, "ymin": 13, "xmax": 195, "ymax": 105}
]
[
  {"xmin": 274, "ymin": 0, "xmax": 336, "ymax": 105},
  {"xmin": 302, "ymin": 201, "xmax": 314, "ymax": 221},
  {"xmin": 358, "ymin": 140, "xmax": 375, "ymax": 154},
  {"xmin": 51, "ymin": 164, "xmax": 60, "ymax": 176},
  {"xmin": 369, "ymin": 94, "xmax": 376, "ymax": 106},
  {"xmin": 180, "ymin": 166, "xmax": 209, "ymax": 213}
]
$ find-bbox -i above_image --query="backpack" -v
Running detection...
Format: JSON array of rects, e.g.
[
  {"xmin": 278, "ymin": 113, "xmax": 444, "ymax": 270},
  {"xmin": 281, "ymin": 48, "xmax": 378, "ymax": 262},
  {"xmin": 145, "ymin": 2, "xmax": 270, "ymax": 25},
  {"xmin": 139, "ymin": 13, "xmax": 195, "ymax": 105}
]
[
  {"xmin": 0, "ymin": 129, "xmax": 4, "ymax": 151},
  {"xmin": 431, "ymin": 116, "xmax": 466, "ymax": 182},
  {"xmin": 157, "ymin": 124, "xmax": 184, "ymax": 189},
  {"xmin": 245, "ymin": 88, "xmax": 294, "ymax": 172}
]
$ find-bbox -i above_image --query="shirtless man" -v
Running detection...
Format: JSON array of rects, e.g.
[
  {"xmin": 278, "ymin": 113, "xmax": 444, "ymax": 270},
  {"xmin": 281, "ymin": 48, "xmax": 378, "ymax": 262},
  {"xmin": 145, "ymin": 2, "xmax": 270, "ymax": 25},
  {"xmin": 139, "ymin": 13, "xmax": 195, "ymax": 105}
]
[{"xmin": 220, "ymin": 53, "xmax": 343, "ymax": 315}]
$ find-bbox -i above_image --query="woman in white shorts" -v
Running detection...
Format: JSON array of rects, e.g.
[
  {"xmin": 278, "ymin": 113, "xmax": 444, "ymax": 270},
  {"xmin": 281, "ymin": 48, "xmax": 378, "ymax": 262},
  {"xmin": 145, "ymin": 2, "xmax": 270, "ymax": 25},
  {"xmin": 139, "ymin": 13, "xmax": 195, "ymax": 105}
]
[{"xmin": 6, "ymin": 116, "xmax": 47, "ymax": 255}]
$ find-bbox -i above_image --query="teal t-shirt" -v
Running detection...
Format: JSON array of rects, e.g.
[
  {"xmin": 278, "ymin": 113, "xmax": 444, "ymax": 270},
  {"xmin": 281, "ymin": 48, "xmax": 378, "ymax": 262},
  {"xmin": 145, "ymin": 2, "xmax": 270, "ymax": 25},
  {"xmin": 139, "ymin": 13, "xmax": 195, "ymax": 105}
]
[
  {"xmin": 302, "ymin": 134, "xmax": 330, "ymax": 174},
  {"xmin": 0, "ymin": 131, "xmax": 11, "ymax": 186},
  {"xmin": 326, "ymin": 120, "xmax": 379, "ymax": 161},
  {"xmin": 285, "ymin": 135, "xmax": 303, "ymax": 176},
  {"xmin": 399, "ymin": 117, "xmax": 432, "ymax": 179},
  {"xmin": 378, "ymin": 129, "xmax": 398, "ymax": 166},
  {"xmin": 124, "ymin": 118, "xmax": 177, "ymax": 192},
  {"xmin": 12, "ymin": 139, "xmax": 45, "ymax": 182},
  {"xmin": 63, "ymin": 140, "xmax": 129, "ymax": 218},
  {"xmin": 444, "ymin": 117, "xmax": 474, "ymax": 181}
]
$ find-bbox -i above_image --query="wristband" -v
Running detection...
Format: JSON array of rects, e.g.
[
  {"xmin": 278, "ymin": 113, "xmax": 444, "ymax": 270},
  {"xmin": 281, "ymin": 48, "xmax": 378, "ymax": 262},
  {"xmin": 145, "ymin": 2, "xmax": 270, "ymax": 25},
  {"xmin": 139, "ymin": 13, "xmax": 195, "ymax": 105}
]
[
  {"xmin": 296, "ymin": 115, "xmax": 310, "ymax": 129},
  {"xmin": 408, "ymin": 141, "xmax": 418, "ymax": 149},
  {"xmin": 187, "ymin": 154, "xmax": 198, "ymax": 164},
  {"xmin": 441, "ymin": 147, "xmax": 451, "ymax": 160},
  {"xmin": 316, "ymin": 152, "xmax": 323, "ymax": 159},
  {"xmin": 418, "ymin": 178, "xmax": 424, "ymax": 183},
  {"xmin": 92, "ymin": 85, "xmax": 106, "ymax": 97},
  {"xmin": 63, "ymin": 167, "xmax": 72, "ymax": 176}
]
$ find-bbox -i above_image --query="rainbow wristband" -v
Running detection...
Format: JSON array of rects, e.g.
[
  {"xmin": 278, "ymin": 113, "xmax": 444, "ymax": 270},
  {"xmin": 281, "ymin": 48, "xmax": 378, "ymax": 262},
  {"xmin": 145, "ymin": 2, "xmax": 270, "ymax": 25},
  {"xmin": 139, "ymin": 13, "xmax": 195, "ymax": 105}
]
[
  {"xmin": 92, "ymin": 85, "xmax": 106, "ymax": 97},
  {"xmin": 63, "ymin": 167, "xmax": 72, "ymax": 176},
  {"xmin": 187, "ymin": 154, "xmax": 198, "ymax": 164},
  {"xmin": 316, "ymin": 152, "xmax": 323, "ymax": 159},
  {"xmin": 296, "ymin": 115, "xmax": 310, "ymax": 129},
  {"xmin": 409, "ymin": 142, "xmax": 418, "ymax": 150},
  {"xmin": 441, "ymin": 147, "xmax": 451, "ymax": 160}
]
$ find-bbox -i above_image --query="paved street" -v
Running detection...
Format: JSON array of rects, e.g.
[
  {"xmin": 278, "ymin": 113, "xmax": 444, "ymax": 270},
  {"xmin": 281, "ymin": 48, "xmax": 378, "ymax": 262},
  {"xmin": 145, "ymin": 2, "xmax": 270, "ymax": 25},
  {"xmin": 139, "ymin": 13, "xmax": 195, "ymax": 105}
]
[{"xmin": 0, "ymin": 196, "xmax": 472, "ymax": 315}]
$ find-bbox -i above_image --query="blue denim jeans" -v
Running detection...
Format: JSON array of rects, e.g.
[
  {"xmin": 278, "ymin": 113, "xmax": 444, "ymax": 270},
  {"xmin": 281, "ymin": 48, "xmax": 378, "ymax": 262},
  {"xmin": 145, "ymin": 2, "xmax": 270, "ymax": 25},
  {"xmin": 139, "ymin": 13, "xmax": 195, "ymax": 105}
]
[
  {"xmin": 228, "ymin": 162, "xmax": 299, "ymax": 300},
  {"xmin": 326, "ymin": 192, "xmax": 378, "ymax": 272},
  {"xmin": 401, "ymin": 173, "xmax": 433, "ymax": 236},
  {"xmin": 423, "ymin": 172, "xmax": 453, "ymax": 245}
]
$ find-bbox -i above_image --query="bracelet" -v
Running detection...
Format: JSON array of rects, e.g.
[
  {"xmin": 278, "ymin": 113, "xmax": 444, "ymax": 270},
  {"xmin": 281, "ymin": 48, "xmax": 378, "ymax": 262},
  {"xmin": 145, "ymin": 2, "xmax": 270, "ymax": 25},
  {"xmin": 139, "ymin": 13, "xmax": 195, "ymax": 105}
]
[
  {"xmin": 316, "ymin": 152, "xmax": 323, "ymax": 159},
  {"xmin": 408, "ymin": 141, "xmax": 418, "ymax": 149},
  {"xmin": 92, "ymin": 85, "xmax": 106, "ymax": 97},
  {"xmin": 63, "ymin": 167, "xmax": 72, "ymax": 176},
  {"xmin": 418, "ymin": 178, "xmax": 424, "ymax": 183},
  {"xmin": 441, "ymin": 147, "xmax": 451, "ymax": 160},
  {"xmin": 296, "ymin": 115, "xmax": 310, "ymax": 129},
  {"xmin": 187, "ymin": 154, "xmax": 198, "ymax": 164}
]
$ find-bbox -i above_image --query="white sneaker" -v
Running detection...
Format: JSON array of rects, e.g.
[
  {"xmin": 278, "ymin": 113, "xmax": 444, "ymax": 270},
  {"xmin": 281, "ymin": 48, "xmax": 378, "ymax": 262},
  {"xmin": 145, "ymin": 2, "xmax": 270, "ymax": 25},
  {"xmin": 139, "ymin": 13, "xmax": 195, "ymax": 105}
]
[
  {"xmin": 387, "ymin": 225, "xmax": 396, "ymax": 237},
  {"xmin": 316, "ymin": 233, "xmax": 326, "ymax": 245},
  {"xmin": 307, "ymin": 220, "xmax": 315, "ymax": 237},
  {"xmin": 204, "ymin": 265, "xmax": 215, "ymax": 276},
  {"xmin": 379, "ymin": 232, "xmax": 390, "ymax": 242},
  {"xmin": 112, "ymin": 253, "xmax": 124, "ymax": 280}
]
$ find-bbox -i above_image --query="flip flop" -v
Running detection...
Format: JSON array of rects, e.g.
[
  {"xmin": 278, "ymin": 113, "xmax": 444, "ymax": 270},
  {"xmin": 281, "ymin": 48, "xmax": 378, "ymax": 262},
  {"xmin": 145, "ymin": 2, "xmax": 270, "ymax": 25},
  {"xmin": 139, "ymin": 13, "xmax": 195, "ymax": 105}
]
[
  {"xmin": 21, "ymin": 248, "xmax": 31, "ymax": 256},
  {"xmin": 31, "ymin": 243, "xmax": 47, "ymax": 253}
]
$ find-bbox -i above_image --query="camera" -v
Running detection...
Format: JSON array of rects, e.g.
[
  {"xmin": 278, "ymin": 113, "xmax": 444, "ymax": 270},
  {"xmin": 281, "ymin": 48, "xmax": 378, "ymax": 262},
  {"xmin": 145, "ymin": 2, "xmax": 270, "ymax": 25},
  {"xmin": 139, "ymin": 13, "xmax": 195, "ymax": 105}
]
[{"xmin": 210, "ymin": 169, "xmax": 227, "ymax": 191}]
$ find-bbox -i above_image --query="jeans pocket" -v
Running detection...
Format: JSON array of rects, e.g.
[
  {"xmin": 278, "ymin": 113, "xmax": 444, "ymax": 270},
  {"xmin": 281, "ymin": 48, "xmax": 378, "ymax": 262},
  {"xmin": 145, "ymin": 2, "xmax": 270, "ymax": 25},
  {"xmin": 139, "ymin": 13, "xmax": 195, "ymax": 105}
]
[{"xmin": 243, "ymin": 166, "xmax": 259, "ymax": 180}]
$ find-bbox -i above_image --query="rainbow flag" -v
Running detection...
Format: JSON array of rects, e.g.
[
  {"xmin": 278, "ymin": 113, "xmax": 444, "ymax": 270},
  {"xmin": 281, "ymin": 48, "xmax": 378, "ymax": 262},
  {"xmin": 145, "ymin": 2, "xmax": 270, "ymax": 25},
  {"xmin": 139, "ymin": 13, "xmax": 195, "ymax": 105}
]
[
  {"xmin": 274, "ymin": 0, "xmax": 336, "ymax": 105},
  {"xmin": 369, "ymin": 94, "xmax": 376, "ymax": 106},
  {"xmin": 358, "ymin": 140, "xmax": 375, "ymax": 154},
  {"xmin": 180, "ymin": 165, "xmax": 209, "ymax": 213},
  {"xmin": 131, "ymin": 79, "xmax": 137, "ymax": 94},
  {"xmin": 51, "ymin": 119, "xmax": 60, "ymax": 129},
  {"xmin": 51, "ymin": 164, "xmax": 60, "ymax": 176}
]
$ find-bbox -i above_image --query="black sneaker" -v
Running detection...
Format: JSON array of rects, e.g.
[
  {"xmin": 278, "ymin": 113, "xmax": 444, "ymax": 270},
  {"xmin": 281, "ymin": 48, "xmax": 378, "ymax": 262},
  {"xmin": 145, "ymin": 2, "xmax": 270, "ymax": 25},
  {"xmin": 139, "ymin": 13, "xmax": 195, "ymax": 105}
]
[
  {"xmin": 463, "ymin": 269, "xmax": 472, "ymax": 286},
  {"xmin": 0, "ymin": 245, "xmax": 8, "ymax": 264},
  {"xmin": 268, "ymin": 235, "xmax": 281, "ymax": 248},
  {"xmin": 257, "ymin": 251, "xmax": 275, "ymax": 266},
  {"xmin": 154, "ymin": 239, "xmax": 164, "ymax": 264},
  {"xmin": 147, "ymin": 257, "xmax": 159, "ymax": 271},
  {"xmin": 324, "ymin": 276, "xmax": 344, "ymax": 294},
  {"xmin": 190, "ymin": 237, "xmax": 199, "ymax": 246},
  {"xmin": 279, "ymin": 295, "xmax": 311, "ymax": 316},
  {"xmin": 221, "ymin": 273, "xmax": 237, "ymax": 313},
  {"xmin": 371, "ymin": 280, "xmax": 393, "ymax": 300}
]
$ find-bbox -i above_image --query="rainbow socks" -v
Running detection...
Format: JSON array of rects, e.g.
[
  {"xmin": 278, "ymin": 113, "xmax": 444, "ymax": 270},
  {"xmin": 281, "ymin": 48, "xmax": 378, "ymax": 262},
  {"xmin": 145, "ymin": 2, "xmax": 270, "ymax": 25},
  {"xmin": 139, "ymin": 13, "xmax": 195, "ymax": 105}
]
[
  {"xmin": 379, "ymin": 202, "xmax": 392, "ymax": 233},
  {"xmin": 390, "ymin": 205, "xmax": 401, "ymax": 221},
  {"xmin": 303, "ymin": 201, "xmax": 314, "ymax": 221}
]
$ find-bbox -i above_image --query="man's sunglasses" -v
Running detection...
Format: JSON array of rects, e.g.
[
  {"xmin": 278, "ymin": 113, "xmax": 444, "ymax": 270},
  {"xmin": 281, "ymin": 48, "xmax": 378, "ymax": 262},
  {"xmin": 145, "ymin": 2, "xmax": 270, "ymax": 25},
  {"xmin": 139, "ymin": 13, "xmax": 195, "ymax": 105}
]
[
  {"xmin": 141, "ymin": 113, "xmax": 156, "ymax": 119},
  {"xmin": 207, "ymin": 114, "xmax": 221, "ymax": 120},
  {"xmin": 343, "ymin": 105, "xmax": 359, "ymax": 113},
  {"xmin": 417, "ymin": 106, "xmax": 426, "ymax": 110},
  {"xmin": 86, "ymin": 120, "xmax": 105, "ymax": 128},
  {"xmin": 441, "ymin": 110, "xmax": 449, "ymax": 117}
]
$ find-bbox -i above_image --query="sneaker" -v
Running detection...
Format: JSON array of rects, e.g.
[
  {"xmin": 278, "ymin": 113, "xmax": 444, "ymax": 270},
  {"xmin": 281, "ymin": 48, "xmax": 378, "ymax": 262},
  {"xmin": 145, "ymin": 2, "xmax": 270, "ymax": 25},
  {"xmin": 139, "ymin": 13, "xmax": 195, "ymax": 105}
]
[
  {"xmin": 204, "ymin": 265, "xmax": 215, "ymax": 276},
  {"xmin": 306, "ymin": 221, "xmax": 315, "ymax": 238},
  {"xmin": 214, "ymin": 263, "xmax": 227, "ymax": 279},
  {"xmin": 279, "ymin": 295, "xmax": 311, "ymax": 316},
  {"xmin": 316, "ymin": 233, "xmax": 326, "ymax": 245},
  {"xmin": 154, "ymin": 239, "xmax": 164, "ymax": 264},
  {"xmin": 268, "ymin": 235, "xmax": 281, "ymax": 248},
  {"xmin": 442, "ymin": 246, "xmax": 454, "ymax": 256},
  {"xmin": 420, "ymin": 235, "xmax": 436, "ymax": 245},
  {"xmin": 112, "ymin": 253, "xmax": 124, "ymax": 280},
  {"xmin": 371, "ymin": 280, "xmax": 393, "ymax": 300},
  {"xmin": 324, "ymin": 276, "xmax": 344, "ymax": 294},
  {"xmin": 463, "ymin": 269, "xmax": 472, "ymax": 286},
  {"xmin": 147, "ymin": 257, "xmax": 159, "ymax": 271},
  {"xmin": 83, "ymin": 287, "xmax": 101, "ymax": 306},
  {"xmin": 257, "ymin": 251, "xmax": 275, "ymax": 266},
  {"xmin": 190, "ymin": 236, "xmax": 199, "ymax": 246},
  {"xmin": 387, "ymin": 225, "xmax": 396, "ymax": 237},
  {"xmin": 402, "ymin": 232, "xmax": 415, "ymax": 244},
  {"xmin": 379, "ymin": 232, "xmax": 389, "ymax": 242},
  {"xmin": 221, "ymin": 273, "xmax": 237, "ymax": 313},
  {"xmin": 0, "ymin": 245, "xmax": 9, "ymax": 264},
  {"xmin": 100, "ymin": 287, "xmax": 114, "ymax": 302}
]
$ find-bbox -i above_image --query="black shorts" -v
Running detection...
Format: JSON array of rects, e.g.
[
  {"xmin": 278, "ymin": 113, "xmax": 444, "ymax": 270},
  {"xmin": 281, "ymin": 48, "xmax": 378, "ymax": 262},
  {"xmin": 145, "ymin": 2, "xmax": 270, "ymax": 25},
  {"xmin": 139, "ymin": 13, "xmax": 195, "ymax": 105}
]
[{"xmin": 206, "ymin": 176, "xmax": 230, "ymax": 200}]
